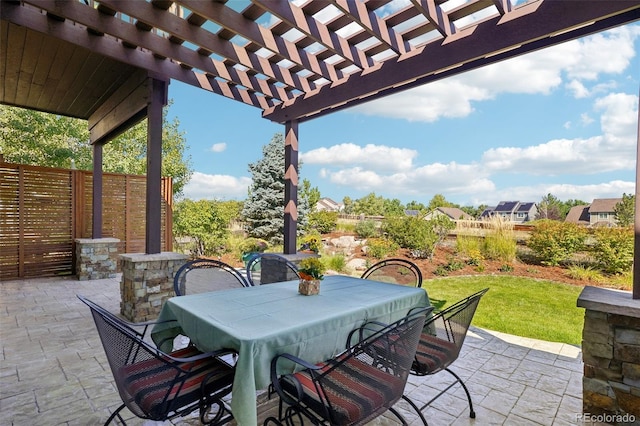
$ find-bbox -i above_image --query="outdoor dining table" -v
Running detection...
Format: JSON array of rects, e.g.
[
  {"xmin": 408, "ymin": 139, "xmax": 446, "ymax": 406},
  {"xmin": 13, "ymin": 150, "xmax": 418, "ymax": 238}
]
[{"xmin": 151, "ymin": 274, "xmax": 430, "ymax": 426}]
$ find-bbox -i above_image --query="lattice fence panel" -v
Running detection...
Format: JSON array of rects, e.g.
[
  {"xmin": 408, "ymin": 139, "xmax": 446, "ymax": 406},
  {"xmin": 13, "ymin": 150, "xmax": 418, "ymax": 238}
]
[
  {"xmin": 1, "ymin": 162, "xmax": 172, "ymax": 280},
  {"xmin": 0, "ymin": 167, "xmax": 20, "ymax": 279}
]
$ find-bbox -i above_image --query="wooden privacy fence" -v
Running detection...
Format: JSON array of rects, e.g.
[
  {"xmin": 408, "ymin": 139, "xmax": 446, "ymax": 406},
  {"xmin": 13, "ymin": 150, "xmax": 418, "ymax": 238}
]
[{"xmin": 0, "ymin": 162, "xmax": 172, "ymax": 280}]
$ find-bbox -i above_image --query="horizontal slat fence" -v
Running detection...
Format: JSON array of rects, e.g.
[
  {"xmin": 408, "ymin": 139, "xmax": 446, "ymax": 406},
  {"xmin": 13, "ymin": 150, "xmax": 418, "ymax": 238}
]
[{"xmin": 0, "ymin": 162, "xmax": 172, "ymax": 280}]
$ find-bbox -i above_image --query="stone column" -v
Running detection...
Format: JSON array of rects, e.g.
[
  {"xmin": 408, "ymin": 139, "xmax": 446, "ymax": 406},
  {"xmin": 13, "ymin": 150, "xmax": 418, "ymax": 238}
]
[
  {"xmin": 75, "ymin": 238, "xmax": 119, "ymax": 280},
  {"xmin": 577, "ymin": 286, "xmax": 640, "ymax": 424},
  {"xmin": 120, "ymin": 252, "xmax": 187, "ymax": 322}
]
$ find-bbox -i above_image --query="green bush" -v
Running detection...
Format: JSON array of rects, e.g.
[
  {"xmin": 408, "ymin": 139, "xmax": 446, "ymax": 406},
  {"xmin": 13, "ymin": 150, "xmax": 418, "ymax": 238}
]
[
  {"xmin": 299, "ymin": 233, "xmax": 322, "ymax": 253},
  {"xmin": 366, "ymin": 238, "xmax": 399, "ymax": 259},
  {"xmin": 322, "ymin": 253, "xmax": 348, "ymax": 273},
  {"xmin": 355, "ymin": 220, "xmax": 378, "ymax": 238},
  {"xmin": 308, "ymin": 211, "xmax": 338, "ymax": 234},
  {"xmin": 566, "ymin": 265, "xmax": 603, "ymax": 282},
  {"xmin": 526, "ymin": 220, "xmax": 586, "ymax": 266},
  {"xmin": 239, "ymin": 238, "xmax": 269, "ymax": 254},
  {"xmin": 480, "ymin": 218, "xmax": 517, "ymax": 262},
  {"xmin": 383, "ymin": 215, "xmax": 454, "ymax": 259},
  {"xmin": 592, "ymin": 227, "xmax": 634, "ymax": 275}
]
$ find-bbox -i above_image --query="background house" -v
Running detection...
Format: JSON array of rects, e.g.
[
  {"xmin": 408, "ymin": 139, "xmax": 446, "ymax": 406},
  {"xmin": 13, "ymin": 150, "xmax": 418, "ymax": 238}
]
[
  {"xmin": 565, "ymin": 198, "xmax": 622, "ymax": 226},
  {"xmin": 564, "ymin": 205, "xmax": 591, "ymax": 225},
  {"xmin": 315, "ymin": 197, "xmax": 343, "ymax": 212},
  {"xmin": 423, "ymin": 207, "xmax": 473, "ymax": 221},
  {"xmin": 481, "ymin": 201, "xmax": 538, "ymax": 223}
]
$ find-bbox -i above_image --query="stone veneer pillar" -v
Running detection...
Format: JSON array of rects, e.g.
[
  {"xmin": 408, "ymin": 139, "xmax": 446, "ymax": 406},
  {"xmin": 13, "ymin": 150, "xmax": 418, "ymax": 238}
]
[
  {"xmin": 577, "ymin": 286, "xmax": 640, "ymax": 424},
  {"xmin": 75, "ymin": 238, "xmax": 120, "ymax": 280},
  {"xmin": 119, "ymin": 252, "xmax": 188, "ymax": 322}
]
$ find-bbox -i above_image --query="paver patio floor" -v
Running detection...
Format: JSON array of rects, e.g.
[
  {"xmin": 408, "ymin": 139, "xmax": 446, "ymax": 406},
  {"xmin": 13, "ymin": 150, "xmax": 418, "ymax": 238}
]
[{"xmin": 0, "ymin": 275, "xmax": 585, "ymax": 425}]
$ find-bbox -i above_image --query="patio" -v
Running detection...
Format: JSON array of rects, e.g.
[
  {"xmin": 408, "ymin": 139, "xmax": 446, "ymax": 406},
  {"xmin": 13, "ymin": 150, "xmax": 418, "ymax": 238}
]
[{"xmin": 0, "ymin": 275, "xmax": 584, "ymax": 425}]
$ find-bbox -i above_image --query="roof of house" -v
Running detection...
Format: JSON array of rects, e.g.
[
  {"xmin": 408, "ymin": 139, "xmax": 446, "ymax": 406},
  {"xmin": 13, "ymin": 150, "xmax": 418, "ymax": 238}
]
[
  {"xmin": 494, "ymin": 201, "xmax": 520, "ymax": 213},
  {"xmin": 316, "ymin": 197, "xmax": 343, "ymax": 211},
  {"xmin": 405, "ymin": 210, "xmax": 421, "ymax": 217},
  {"xmin": 565, "ymin": 205, "xmax": 591, "ymax": 224},
  {"xmin": 516, "ymin": 202, "xmax": 536, "ymax": 213},
  {"xmin": 589, "ymin": 198, "xmax": 622, "ymax": 213},
  {"xmin": 437, "ymin": 207, "xmax": 473, "ymax": 220}
]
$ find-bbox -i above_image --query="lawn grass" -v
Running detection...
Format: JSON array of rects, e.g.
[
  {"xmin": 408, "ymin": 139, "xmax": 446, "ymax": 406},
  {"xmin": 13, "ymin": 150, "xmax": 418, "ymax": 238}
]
[{"xmin": 424, "ymin": 275, "xmax": 584, "ymax": 346}]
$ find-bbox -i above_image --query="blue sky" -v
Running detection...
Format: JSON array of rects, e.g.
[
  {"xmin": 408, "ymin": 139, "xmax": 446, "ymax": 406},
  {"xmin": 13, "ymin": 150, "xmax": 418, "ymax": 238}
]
[{"xmin": 168, "ymin": 23, "xmax": 639, "ymax": 208}]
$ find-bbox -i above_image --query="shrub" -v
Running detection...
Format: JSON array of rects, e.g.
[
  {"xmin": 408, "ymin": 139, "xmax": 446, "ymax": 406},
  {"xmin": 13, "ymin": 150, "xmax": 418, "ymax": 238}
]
[
  {"xmin": 336, "ymin": 221, "xmax": 356, "ymax": 233},
  {"xmin": 308, "ymin": 211, "xmax": 338, "ymax": 234},
  {"xmin": 499, "ymin": 264, "xmax": 514, "ymax": 272},
  {"xmin": 355, "ymin": 220, "xmax": 378, "ymax": 238},
  {"xmin": 434, "ymin": 265, "xmax": 449, "ymax": 276},
  {"xmin": 444, "ymin": 257, "xmax": 465, "ymax": 271},
  {"xmin": 383, "ymin": 215, "xmax": 454, "ymax": 259},
  {"xmin": 592, "ymin": 227, "xmax": 634, "ymax": 275},
  {"xmin": 299, "ymin": 233, "xmax": 322, "ymax": 253},
  {"xmin": 239, "ymin": 237, "xmax": 269, "ymax": 254},
  {"xmin": 566, "ymin": 265, "xmax": 603, "ymax": 282},
  {"xmin": 457, "ymin": 235, "xmax": 484, "ymax": 265},
  {"xmin": 322, "ymin": 253, "xmax": 348, "ymax": 273},
  {"xmin": 365, "ymin": 238, "xmax": 399, "ymax": 259},
  {"xmin": 526, "ymin": 220, "xmax": 586, "ymax": 266},
  {"xmin": 483, "ymin": 218, "xmax": 517, "ymax": 262}
]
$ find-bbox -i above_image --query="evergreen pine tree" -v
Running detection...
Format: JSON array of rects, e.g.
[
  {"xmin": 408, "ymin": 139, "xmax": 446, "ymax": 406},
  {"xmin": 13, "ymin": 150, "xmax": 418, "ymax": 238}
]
[{"xmin": 242, "ymin": 133, "xmax": 308, "ymax": 245}]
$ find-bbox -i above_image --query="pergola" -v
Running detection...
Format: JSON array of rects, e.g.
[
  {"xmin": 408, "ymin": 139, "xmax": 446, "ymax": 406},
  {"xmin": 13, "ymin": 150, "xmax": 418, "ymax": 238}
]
[{"xmin": 2, "ymin": 0, "xmax": 640, "ymax": 296}]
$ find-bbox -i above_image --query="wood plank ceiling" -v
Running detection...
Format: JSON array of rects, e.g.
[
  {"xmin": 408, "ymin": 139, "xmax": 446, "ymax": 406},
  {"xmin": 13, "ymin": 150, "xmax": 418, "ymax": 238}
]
[{"xmin": 1, "ymin": 0, "xmax": 640, "ymax": 124}]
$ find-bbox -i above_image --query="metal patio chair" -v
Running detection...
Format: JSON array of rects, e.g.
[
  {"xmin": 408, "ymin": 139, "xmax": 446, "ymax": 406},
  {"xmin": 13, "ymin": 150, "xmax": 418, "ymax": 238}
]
[
  {"xmin": 78, "ymin": 295, "xmax": 235, "ymax": 426},
  {"xmin": 264, "ymin": 308, "xmax": 430, "ymax": 426},
  {"xmin": 360, "ymin": 258, "xmax": 423, "ymax": 288},
  {"xmin": 245, "ymin": 253, "xmax": 299, "ymax": 285},
  {"xmin": 407, "ymin": 288, "xmax": 489, "ymax": 423},
  {"xmin": 174, "ymin": 258, "xmax": 250, "ymax": 296}
]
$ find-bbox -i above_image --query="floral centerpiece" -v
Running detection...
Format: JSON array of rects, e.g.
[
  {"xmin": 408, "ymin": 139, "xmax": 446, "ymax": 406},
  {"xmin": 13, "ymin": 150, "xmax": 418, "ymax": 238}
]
[{"xmin": 297, "ymin": 257, "xmax": 325, "ymax": 295}]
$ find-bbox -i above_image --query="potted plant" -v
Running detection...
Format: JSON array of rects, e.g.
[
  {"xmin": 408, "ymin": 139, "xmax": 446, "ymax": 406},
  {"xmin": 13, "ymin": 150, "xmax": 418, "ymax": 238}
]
[{"xmin": 297, "ymin": 257, "xmax": 326, "ymax": 295}]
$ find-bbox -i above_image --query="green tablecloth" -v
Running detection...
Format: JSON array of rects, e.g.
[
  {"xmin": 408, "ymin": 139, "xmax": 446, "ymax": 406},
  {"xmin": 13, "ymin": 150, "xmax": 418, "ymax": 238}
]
[{"xmin": 151, "ymin": 274, "xmax": 429, "ymax": 426}]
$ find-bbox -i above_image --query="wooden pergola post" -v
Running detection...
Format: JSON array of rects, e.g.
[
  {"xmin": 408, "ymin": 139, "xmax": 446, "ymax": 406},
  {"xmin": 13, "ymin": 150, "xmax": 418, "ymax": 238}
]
[
  {"xmin": 91, "ymin": 143, "xmax": 103, "ymax": 238},
  {"xmin": 145, "ymin": 78, "xmax": 168, "ymax": 254},
  {"xmin": 283, "ymin": 120, "xmax": 299, "ymax": 254}
]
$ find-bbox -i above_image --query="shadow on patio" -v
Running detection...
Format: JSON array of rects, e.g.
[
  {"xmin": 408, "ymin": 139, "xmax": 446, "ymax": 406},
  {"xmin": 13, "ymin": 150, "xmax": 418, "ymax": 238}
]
[{"xmin": 0, "ymin": 275, "xmax": 582, "ymax": 425}]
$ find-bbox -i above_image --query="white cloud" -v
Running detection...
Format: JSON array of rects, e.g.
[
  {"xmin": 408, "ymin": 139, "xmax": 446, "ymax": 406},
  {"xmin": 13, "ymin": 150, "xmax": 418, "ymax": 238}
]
[
  {"xmin": 209, "ymin": 143, "xmax": 227, "ymax": 152},
  {"xmin": 301, "ymin": 143, "xmax": 417, "ymax": 172},
  {"xmin": 566, "ymin": 80, "xmax": 589, "ymax": 98},
  {"xmin": 182, "ymin": 172, "xmax": 250, "ymax": 200},
  {"xmin": 580, "ymin": 113, "xmax": 594, "ymax": 125},
  {"xmin": 481, "ymin": 91, "xmax": 637, "ymax": 175},
  {"xmin": 594, "ymin": 92, "xmax": 639, "ymax": 147},
  {"xmin": 352, "ymin": 26, "xmax": 640, "ymax": 122},
  {"xmin": 322, "ymin": 161, "xmax": 494, "ymax": 199},
  {"xmin": 314, "ymin": 90, "xmax": 637, "ymax": 205}
]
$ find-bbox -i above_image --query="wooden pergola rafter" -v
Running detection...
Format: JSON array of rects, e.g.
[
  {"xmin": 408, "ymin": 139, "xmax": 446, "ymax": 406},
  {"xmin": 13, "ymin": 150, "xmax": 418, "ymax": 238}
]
[{"xmin": 1, "ymin": 0, "xmax": 640, "ymax": 297}]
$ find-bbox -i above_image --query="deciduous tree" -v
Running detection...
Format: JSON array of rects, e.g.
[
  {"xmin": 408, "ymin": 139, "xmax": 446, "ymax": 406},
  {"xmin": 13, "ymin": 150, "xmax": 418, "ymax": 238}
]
[
  {"xmin": 0, "ymin": 104, "xmax": 192, "ymax": 196},
  {"xmin": 173, "ymin": 199, "xmax": 231, "ymax": 256},
  {"xmin": 614, "ymin": 193, "xmax": 635, "ymax": 227}
]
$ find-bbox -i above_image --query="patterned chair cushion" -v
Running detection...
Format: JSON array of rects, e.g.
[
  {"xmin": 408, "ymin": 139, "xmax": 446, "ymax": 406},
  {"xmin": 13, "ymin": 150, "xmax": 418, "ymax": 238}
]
[
  {"xmin": 284, "ymin": 356, "xmax": 405, "ymax": 425},
  {"xmin": 412, "ymin": 334, "xmax": 457, "ymax": 375},
  {"xmin": 118, "ymin": 346, "xmax": 234, "ymax": 419}
]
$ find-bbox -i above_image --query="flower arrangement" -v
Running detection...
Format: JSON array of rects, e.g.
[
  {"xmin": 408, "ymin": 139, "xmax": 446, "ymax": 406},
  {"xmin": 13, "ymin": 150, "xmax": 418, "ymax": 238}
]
[
  {"xmin": 298, "ymin": 257, "xmax": 326, "ymax": 281},
  {"xmin": 299, "ymin": 234, "xmax": 322, "ymax": 253}
]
